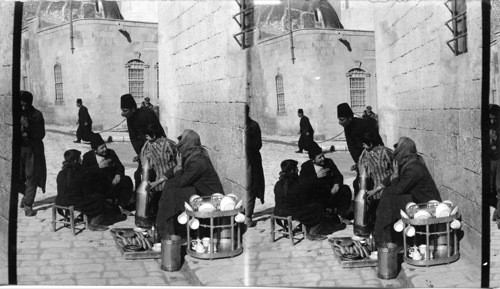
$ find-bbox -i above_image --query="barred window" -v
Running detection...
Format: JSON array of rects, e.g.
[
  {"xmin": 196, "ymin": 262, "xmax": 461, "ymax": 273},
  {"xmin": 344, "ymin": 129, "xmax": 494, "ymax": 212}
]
[
  {"xmin": 54, "ymin": 64, "xmax": 63, "ymax": 104},
  {"xmin": 127, "ymin": 59, "xmax": 145, "ymax": 99},
  {"xmin": 347, "ymin": 68, "xmax": 367, "ymax": 109},
  {"xmin": 23, "ymin": 76, "xmax": 28, "ymax": 91},
  {"xmin": 276, "ymin": 74, "xmax": 285, "ymax": 113},
  {"xmin": 155, "ymin": 62, "xmax": 159, "ymax": 99},
  {"xmin": 445, "ymin": 0, "xmax": 467, "ymax": 56}
]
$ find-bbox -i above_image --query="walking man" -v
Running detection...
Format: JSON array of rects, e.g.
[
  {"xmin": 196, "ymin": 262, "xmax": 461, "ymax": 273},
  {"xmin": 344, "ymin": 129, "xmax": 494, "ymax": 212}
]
[
  {"xmin": 120, "ymin": 94, "xmax": 165, "ymax": 192},
  {"xmin": 74, "ymin": 98, "xmax": 93, "ymax": 143},
  {"xmin": 245, "ymin": 104, "xmax": 265, "ymax": 227},
  {"xmin": 19, "ymin": 90, "xmax": 47, "ymax": 217},
  {"xmin": 296, "ymin": 109, "xmax": 314, "ymax": 153}
]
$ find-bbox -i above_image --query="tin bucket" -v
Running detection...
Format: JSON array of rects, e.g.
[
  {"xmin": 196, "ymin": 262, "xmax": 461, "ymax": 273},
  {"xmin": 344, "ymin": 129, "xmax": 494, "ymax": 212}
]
[
  {"xmin": 377, "ymin": 242, "xmax": 398, "ymax": 279},
  {"xmin": 161, "ymin": 235, "xmax": 182, "ymax": 271}
]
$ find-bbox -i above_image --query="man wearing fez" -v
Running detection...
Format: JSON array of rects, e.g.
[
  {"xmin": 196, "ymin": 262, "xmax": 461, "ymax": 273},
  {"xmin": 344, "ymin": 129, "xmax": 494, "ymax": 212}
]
[
  {"xmin": 120, "ymin": 94, "xmax": 166, "ymax": 191},
  {"xmin": 82, "ymin": 133, "xmax": 134, "ymax": 213},
  {"xmin": 337, "ymin": 102, "xmax": 383, "ymax": 195},
  {"xmin": 299, "ymin": 142, "xmax": 352, "ymax": 226},
  {"xmin": 19, "ymin": 91, "xmax": 47, "ymax": 217},
  {"xmin": 74, "ymin": 98, "xmax": 93, "ymax": 143},
  {"xmin": 296, "ymin": 109, "xmax": 315, "ymax": 153},
  {"xmin": 245, "ymin": 104, "xmax": 265, "ymax": 227}
]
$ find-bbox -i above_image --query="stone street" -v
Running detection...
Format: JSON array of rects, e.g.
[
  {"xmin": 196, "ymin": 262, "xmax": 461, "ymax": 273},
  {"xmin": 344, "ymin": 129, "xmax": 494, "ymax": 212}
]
[{"xmin": 15, "ymin": 125, "xmax": 483, "ymax": 287}]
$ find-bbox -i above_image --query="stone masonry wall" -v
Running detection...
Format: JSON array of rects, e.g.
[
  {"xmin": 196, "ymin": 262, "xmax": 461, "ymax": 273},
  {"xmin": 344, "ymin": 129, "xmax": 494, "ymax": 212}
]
[
  {"xmin": 374, "ymin": 1, "xmax": 482, "ymax": 265},
  {"xmin": 0, "ymin": 2, "xmax": 15, "ymax": 284},
  {"xmin": 22, "ymin": 19, "xmax": 158, "ymax": 130},
  {"xmin": 158, "ymin": 1, "xmax": 247, "ymax": 199},
  {"xmin": 249, "ymin": 29, "xmax": 376, "ymax": 139}
]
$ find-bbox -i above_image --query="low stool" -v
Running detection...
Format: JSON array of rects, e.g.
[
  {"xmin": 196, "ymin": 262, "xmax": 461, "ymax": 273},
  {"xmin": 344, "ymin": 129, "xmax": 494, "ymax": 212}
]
[
  {"xmin": 270, "ymin": 215, "xmax": 307, "ymax": 245},
  {"xmin": 51, "ymin": 203, "xmax": 89, "ymax": 235}
]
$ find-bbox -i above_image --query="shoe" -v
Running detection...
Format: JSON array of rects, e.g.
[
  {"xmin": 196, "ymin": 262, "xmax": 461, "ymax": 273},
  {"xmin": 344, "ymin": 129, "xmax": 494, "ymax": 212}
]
[
  {"xmin": 25, "ymin": 207, "xmax": 37, "ymax": 217},
  {"xmin": 20, "ymin": 197, "xmax": 25, "ymax": 208},
  {"xmin": 88, "ymin": 224, "xmax": 108, "ymax": 231},
  {"xmin": 73, "ymin": 140, "xmax": 81, "ymax": 143},
  {"xmin": 295, "ymin": 150, "xmax": 303, "ymax": 153},
  {"xmin": 306, "ymin": 232, "xmax": 327, "ymax": 241}
]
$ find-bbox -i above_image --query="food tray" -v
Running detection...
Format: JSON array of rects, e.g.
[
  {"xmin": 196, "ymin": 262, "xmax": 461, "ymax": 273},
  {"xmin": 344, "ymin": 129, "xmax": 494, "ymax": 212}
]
[
  {"xmin": 328, "ymin": 237, "xmax": 377, "ymax": 268},
  {"xmin": 110, "ymin": 228, "xmax": 160, "ymax": 260}
]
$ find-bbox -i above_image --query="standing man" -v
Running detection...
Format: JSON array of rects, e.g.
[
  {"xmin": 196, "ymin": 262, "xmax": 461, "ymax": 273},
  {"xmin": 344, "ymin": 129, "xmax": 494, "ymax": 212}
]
[
  {"xmin": 362, "ymin": 105, "xmax": 378, "ymax": 127},
  {"xmin": 337, "ymin": 102, "xmax": 383, "ymax": 195},
  {"xmin": 82, "ymin": 133, "xmax": 134, "ymax": 214},
  {"xmin": 245, "ymin": 104, "xmax": 265, "ymax": 227},
  {"xmin": 299, "ymin": 142, "xmax": 352, "ymax": 227},
  {"xmin": 296, "ymin": 108, "xmax": 314, "ymax": 153},
  {"xmin": 19, "ymin": 90, "xmax": 47, "ymax": 217},
  {"xmin": 141, "ymin": 97, "xmax": 154, "ymax": 110},
  {"xmin": 74, "ymin": 98, "xmax": 93, "ymax": 143},
  {"xmin": 120, "ymin": 94, "xmax": 165, "ymax": 192}
]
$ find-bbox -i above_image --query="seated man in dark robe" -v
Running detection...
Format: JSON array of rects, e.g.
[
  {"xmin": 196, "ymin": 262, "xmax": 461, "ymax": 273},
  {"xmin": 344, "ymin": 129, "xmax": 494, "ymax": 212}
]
[
  {"xmin": 299, "ymin": 142, "xmax": 352, "ymax": 229},
  {"xmin": 82, "ymin": 133, "xmax": 134, "ymax": 214},
  {"xmin": 156, "ymin": 129, "xmax": 224, "ymax": 240},
  {"xmin": 55, "ymin": 149, "xmax": 108, "ymax": 231},
  {"xmin": 374, "ymin": 137, "xmax": 441, "ymax": 247},
  {"xmin": 274, "ymin": 159, "xmax": 326, "ymax": 241}
]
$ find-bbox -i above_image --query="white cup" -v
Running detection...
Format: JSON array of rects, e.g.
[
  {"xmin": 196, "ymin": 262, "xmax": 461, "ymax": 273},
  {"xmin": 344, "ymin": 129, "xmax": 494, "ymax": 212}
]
[
  {"xmin": 177, "ymin": 212, "xmax": 188, "ymax": 225},
  {"xmin": 235, "ymin": 213, "xmax": 245, "ymax": 223},
  {"xmin": 202, "ymin": 237, "xmax": 210, "ymax": 248},
  {"xmin": 418, "ymin": 244, "xmax": 427, "ymax": 255},
  {"xmin": 405, "ymin": 226, "xmax": 415, "ymax": 237},
  {"xmin": 393, "ymin": 219, "xmax": 404, "ymax": 232},
  {"xmin": 450, "ymin": 219, "xmax": 461, "ymax": 229},
  {"xmin": 412, "ymin": 251, "xmax": 422, "ymax": 260},
  {"xmin": 189, "ymin": 218, "xmax": 200, "ymax": 230}
]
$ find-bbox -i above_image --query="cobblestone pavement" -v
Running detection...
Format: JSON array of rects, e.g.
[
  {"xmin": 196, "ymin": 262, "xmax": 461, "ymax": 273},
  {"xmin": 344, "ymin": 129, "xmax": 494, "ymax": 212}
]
[
  {"xmin": 16, "ymin": 126, "xmax": 483, "ymax": 286},
  {"xmin": 16, "ymin": 129, "xmax": 197, "ymax": 286},
  {"xmin": 491, "ymin": 207, "xmax": 500, "ymax": 288}
]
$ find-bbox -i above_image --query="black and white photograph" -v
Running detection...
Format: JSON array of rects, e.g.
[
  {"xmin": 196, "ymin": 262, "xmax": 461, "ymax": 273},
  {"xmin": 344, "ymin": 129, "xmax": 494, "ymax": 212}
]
[{"xmin": 0, "ymin": 0, "xmax": 494, "ymax": 287}]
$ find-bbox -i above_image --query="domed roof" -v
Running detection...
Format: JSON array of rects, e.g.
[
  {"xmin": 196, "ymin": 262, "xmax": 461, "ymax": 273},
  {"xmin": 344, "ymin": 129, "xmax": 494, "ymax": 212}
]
[
  {"xmin": 256, "ymin": 0, "xmax": 343, "ymax": 40},
  {"xmin": 23, "ymin": 0, "xmax": 123, "ymax": 29}
]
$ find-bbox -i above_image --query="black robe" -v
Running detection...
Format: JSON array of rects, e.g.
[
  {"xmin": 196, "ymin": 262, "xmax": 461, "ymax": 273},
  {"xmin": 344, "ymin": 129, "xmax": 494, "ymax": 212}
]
[
  {"xmin": 20, "ymin": 107, "xmax": 46, "ymax": 193},
  {"xmin": 344, "ymin": 117, "xmax": 383, "ymax": 164},
  {"xmin": 127, "ymin": 107, "xmax": 165, "ymax": 155},
  {"xmin": 77, "ymin": 105, "xmax": 93, "ymax": 141},
  {"xmin": 246, "ymin": 118, "xmax": 265, "ymax": 204},
  {"xmin": 55, "ymin": 163, "xmax": 105, "ymax": 218},
  {"xmin": 298, "ymin": 115, "xmax": 314, "ymax": 151}
]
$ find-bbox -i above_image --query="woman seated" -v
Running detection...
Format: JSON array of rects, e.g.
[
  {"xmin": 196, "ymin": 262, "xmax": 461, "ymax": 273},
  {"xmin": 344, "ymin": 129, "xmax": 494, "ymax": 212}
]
[
  {"xmin": 156, "ymin": 129, "xmax": 224, "ymax": 240},
  {"xmin": 358, "ymin": 132, "xmax": 395, "ymax": 229},
  {"xmin": 374, "ymin": 137, "xmax": 441, "ymax": 247},
  {"xmin": 274, "ymin": 159, "xmax": 327, "ymax": 241},
  {"xmin": 55, "ymin": 149, "xmax": 108, "ymax": 231}
]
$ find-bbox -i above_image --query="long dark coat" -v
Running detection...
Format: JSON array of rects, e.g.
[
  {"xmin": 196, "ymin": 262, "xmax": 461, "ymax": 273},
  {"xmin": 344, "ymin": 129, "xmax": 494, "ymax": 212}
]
[
  {"xmin": 344, "ymin": 117, "xmax": 383, "ymax": 164},
  {"xmin": 298, "ymin": 115, "xmax": 314, "ymax": 151},
  {"xmin": 246, "ymin": 118, "xmax": 265, "ymax": 204},
  {"xmin": 273, "ymin": 177, "xmax": 324, "ymax": 227},
  {"xmin": 77, "ymin": 105, "xmax": 93, "ymax": 141},
  {"xmin": 299, "ymin": 158, "xmax": 343, "ymax": 203},
  {"xmin": 374, "ymin": 160, "xmax": 441, "ymax": 246},
  {"xmin": 55, "ymin": 163, "xmax": 105, "ymax": 218},
  {"xmin": 21, "ymin": 107, "xmax": 46, "ymax": 193},
  {"xmin": 127, "ymin": 107, "xmax": 166, "ymax": 155}
]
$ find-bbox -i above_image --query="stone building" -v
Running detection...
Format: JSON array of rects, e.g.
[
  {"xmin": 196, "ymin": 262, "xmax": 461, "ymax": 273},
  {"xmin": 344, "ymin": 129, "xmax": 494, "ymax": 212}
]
[
  {"xmin": 490, "ymin": 1, "xmax": 500, "ymax": 104},
  {"xmin": 21, "ymin": 0, "xmax": 158, "ymax": 130},
  {"xmin": 248, "ymin": 0, "xmax": 377, "ymax": 139},
  {"xmin": 374, "ymin": 0, "xmax": 483, "ymax": 265}
]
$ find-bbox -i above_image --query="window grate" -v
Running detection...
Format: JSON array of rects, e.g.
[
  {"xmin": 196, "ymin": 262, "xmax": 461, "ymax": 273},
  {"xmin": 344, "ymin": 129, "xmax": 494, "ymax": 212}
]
[
  {"xmin": 444, "ymin": 0, "xmax": 467, "ymax": 56},
  {"xmin": 276, "ymin": 74, "xmax": 286, "ymax": 113},
  {"xmin": 127, "ymin": 59, "xmax": 145, "ymax": 99},
  {"xmin": 347, "ymin": 69, "xmax": 367, "ymax": 109},
  {"xmin": 54, "ymin": 64, "xmax": 63, "ymax": 104}
]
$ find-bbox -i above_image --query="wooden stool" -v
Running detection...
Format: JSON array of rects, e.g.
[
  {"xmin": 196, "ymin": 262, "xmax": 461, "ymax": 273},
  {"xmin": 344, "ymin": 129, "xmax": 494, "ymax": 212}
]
[
  {"xmin": 270, "ymin": 215, "xmax": 307, "ymax": 245},
  {"xmin": 51, "ymin": 203, "xmax": 89, "ymax": 235}
]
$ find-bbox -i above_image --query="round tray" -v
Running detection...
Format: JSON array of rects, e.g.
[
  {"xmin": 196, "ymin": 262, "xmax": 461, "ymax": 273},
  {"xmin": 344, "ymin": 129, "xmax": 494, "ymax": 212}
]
[
  {"xmin": 186, "ymin": 247, "xmax": 243, "ymax": 260},
  {"xmin": 401, "ymin": 214, "xmax": 457, "ymax": 226},
  {"xmin": 185, "ymin": 208, "xmax": 241, "ymax": 218},
  {"xmin": 403, "ymin": 253, "xmax": 459, "ymax": 267}
]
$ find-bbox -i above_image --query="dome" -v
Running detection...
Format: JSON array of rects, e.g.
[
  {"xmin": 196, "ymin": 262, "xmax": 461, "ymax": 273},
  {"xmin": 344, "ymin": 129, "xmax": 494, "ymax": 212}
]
[
  {"xmin": 23, "ymin": 0, "xmax": 123, "ymax": 29},
  {"xmin": 256, "ymin": 0, "xmax": 343, "ymax": 40}
]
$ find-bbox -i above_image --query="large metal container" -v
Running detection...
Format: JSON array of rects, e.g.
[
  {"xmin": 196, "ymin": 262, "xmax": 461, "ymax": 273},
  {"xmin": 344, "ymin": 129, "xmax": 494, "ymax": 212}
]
[
  {"xmin": 161, "ymin": 235, "xmax": 182, "ymax": 271},
  {"xmin": 135, "ymin": 159, "xmax": 153, "ymax": 228},
  {"xmin": 354, "ymin": 167, "xmax": 370, "ymax": 236},
  {"xmin": 377, "ymin": 242, "xmax": 398, "ymax": 279}
]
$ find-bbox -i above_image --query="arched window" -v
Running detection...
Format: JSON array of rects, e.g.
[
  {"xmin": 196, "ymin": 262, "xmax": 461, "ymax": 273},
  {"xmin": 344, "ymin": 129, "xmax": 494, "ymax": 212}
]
[
  {"xmin": 346, "ymin": 68, "xmax": 368, "ymax": 109},
  {"xmin": 275, "ymin": 74, "xmax": 285, "ymax": 113},
  {"xmin": 54, "ymin": 63, "xmax": 63, "ymax": 104},
  {"xmin": 126, "ymin": 59, "xmax": 145, "ymax": 99},
  {"xmin": 155, "ymin": 62, "xmax": 159, "ymax": 99}
]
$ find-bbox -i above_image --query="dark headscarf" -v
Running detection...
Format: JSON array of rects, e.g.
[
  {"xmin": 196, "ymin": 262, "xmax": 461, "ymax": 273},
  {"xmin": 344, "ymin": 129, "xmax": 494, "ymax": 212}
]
[
  {"xmin": 20, "ymin": 90, "xmax": 33, "ymax": 106},
  {"xmin": 307, "ymin": 142, "xmax": 323, "ymax": 159},
  {"xmin": 90, "ymin": 133, "xmax": 105, "ymax": 150},
  {"xmin": 121, "ymin": 94, "xmax": 137, "ymax": 109},
  {"xmin": 278, "ymin": 159, "xmax": 299, "ymax": 204},
  {"xmin": 393, "ymin": 137, "xmax": 424, "ymax": 173},
  {"xmin": 63, "ymin": 149, "xmax": 81, "ymax": 167},
  {"xmin": 177, "ymin": 129, "xmax": 208, "ymax": 164},
  {"xmin": 337, "ymin": 103, "xmax": 354, "ymax": 118}
]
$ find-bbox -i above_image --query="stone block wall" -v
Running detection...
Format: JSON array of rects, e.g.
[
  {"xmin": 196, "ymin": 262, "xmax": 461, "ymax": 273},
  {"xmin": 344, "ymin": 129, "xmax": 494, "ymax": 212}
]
[
  {"xmin": 0, "ymin": 2, "xmax": 14, "ymax": 284},
  {"xmin": 21, "ymin": 19, "xmax": 158, "ymax": 130},
  {"xmin": 249, "ymin": 29, "xmax": 376, "ymax": 138},
  {"xmin": 158, "ymin": 1, "xmax": 247, "ymax": 199},
  {"xmin": 374, "ymin": 1, "xmax": 482, "ymax": 265}
]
